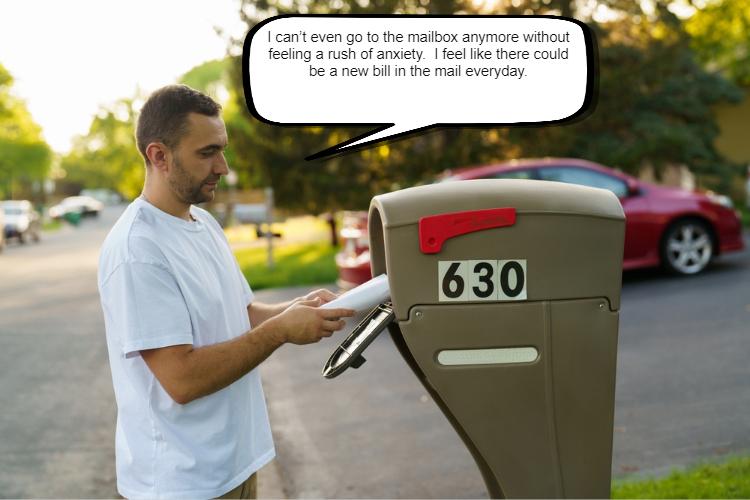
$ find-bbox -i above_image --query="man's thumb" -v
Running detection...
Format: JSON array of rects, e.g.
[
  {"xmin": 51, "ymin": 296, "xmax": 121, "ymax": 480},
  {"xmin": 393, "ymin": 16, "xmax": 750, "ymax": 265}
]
[{"xmin": 298, "ymin": 297, "xmax": 321, "ymax": 307}]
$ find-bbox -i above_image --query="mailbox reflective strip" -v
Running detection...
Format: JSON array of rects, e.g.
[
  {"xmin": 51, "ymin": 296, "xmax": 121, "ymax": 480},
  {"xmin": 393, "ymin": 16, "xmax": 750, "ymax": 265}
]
[
  {"xmin": 437, "ymin": 347, "xmax": 538, "ymax": 366},
  {"xmin": 418, "ymin": 208, "xmax": 516, "ymax": 254}
]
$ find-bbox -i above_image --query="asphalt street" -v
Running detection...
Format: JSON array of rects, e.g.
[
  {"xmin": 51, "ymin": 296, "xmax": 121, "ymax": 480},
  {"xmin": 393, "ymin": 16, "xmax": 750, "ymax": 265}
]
[{"xmin": 0, "ymin": 204, "xmax": 748, "ymax": 498}]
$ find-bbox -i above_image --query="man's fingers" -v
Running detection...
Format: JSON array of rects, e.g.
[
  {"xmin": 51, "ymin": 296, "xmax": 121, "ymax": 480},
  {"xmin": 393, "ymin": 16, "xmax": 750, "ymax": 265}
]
[
  {"xmin": 320, "ymin": 307, "xmax": 355, "ymax": 319},
  {"xmin": 321, "ymin": 319, "xmax": 347, "ymax": 332},
  {"xmin": 305, "ymin": 289, "xmax": 337, "ymax": 303},
  {"xmin": 315, "ymin": 289, "xmax": 338, "ymax": 303},
  {"xmin": 296, "ymin": 297, "xmax": 321, "ymax": 307}
]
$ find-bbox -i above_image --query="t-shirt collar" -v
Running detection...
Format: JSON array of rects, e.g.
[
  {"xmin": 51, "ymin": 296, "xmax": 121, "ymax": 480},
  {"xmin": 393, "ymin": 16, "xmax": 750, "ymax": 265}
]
[{"xmin": 136, "ymin": 196, "xmax": 204, "ymax": 232}]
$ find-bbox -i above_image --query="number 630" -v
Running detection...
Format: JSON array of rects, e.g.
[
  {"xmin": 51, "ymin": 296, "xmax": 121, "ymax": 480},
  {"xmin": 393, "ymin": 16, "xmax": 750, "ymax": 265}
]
[{"xmin": 438, "ymin": 260, "xmax": 527, "ymax": 302}]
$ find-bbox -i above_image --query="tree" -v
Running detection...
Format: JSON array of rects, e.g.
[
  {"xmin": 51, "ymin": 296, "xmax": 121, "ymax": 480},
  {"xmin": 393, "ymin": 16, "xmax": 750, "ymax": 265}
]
[
  {"xmin": 60, "ymin": 98, "xmax": 144, "ymax": 200},
  {"xmin": 0, "ymin": 63, "xmax": 52, "ymax": 200},
  {"xmin": 225, "ymin": 0, "xmax": 743, "ymax": 211},
  {"xmin": 686, "ymin": 0, "xmax": 750, "ymax": 86},
  {"xmin": 510, "ymin": 4, "xmax": 742, "ymax": 189}
]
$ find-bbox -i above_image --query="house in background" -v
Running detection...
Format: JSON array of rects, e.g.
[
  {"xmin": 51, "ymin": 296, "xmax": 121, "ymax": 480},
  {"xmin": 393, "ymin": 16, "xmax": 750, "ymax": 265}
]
[{"xmin": 714, "ymin": 86, "xmax": 750, "ymax": 206}]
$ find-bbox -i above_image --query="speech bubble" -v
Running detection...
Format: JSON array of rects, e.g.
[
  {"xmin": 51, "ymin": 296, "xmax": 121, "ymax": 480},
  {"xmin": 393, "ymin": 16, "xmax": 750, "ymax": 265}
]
[{"xmin": 242, "ymin": 15, "xmax": 596, "ymax": 160}]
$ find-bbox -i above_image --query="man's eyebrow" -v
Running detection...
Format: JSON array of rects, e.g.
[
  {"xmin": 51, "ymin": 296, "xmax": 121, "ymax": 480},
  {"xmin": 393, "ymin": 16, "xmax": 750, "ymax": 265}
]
[{"xmin": 197, "ymin": 143, "xmax": 226, "ymax": 152}]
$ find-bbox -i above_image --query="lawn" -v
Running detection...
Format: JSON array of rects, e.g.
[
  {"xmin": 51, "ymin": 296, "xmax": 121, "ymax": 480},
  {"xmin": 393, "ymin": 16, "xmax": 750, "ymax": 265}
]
[
  {"xmin": 42, "ymin": 219, "xmax": 63, "ymax": 231},
  {"xmin": 229, "ymin": 215, "xmax": 340, "ymax": 290},
  {"xmin": 612, "ymin": 456, "xmax": 750, "ymax": 498},
  {"xmin": 234, "ymin": 241, "xmax": 339, "ymax": 290}
]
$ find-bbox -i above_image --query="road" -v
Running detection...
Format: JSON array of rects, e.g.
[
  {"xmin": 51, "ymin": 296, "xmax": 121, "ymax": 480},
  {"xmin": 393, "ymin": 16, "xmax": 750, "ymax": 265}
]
[
  {"xmin": 0, "ymin": 209, "xmax": 118, "ymax": 498},
  {"xmin": 0, "ymin": 206, "xmax": 748, "ymax": 497}
]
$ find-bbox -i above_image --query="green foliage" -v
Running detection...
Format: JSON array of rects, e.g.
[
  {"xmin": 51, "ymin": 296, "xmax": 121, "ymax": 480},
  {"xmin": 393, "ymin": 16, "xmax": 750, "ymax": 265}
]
[
  {"xmin": 611, "ymin": 455, "xmax": 750, "ymax": 498},
  {"xmin": 687, "ymin": 0, "xmax": 750, "ymax": 86},
  {"xmin": 223, "ymin": 0, "xmax": 744, "ymax": 212},
  {"xmin": 60, "ymin": 98, "xmax": 144, "ymax": 200},
  {"xmin": 510, "ymin": 12, "xmax": 742, "ymax": 190},
  {"xmin": 180, "ymin": 59, "xmax": 231, "ymax": 97},
  {"xmin": 0, "ymin": 63, "xmax": 52, "ymax": 200},
  {"xmin": 234, "ymin": 242, "xmax": 339, "ymax": 290}
]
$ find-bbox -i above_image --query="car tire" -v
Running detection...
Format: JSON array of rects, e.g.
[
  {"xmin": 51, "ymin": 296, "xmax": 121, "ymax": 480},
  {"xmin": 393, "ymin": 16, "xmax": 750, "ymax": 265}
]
[{"xmin": 661, "ymin": 219, "xmax": 714, "ymax": 275}]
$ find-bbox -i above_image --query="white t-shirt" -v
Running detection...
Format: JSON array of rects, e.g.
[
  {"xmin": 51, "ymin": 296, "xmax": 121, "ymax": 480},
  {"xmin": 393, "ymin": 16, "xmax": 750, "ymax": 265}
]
[{"xmin": 98, "ymin": 197, "xmax": 275, "ymax": 499}]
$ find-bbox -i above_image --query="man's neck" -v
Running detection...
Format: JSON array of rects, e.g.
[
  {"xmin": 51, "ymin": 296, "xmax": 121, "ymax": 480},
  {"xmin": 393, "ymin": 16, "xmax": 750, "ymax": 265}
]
[{"xmin": 141, "ymin": 185, "xmax": 192, "ymax": 222}]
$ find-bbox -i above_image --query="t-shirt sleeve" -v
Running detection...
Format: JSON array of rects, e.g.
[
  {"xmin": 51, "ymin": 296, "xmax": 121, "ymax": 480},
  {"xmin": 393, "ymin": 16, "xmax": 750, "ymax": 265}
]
[
  {"xmin": 101, "ymin": 261, "xmax": 193, "ymax": 358},
  {"xmin": 235, "ymin": 258, "xmax": 254, "ymax": 307}
]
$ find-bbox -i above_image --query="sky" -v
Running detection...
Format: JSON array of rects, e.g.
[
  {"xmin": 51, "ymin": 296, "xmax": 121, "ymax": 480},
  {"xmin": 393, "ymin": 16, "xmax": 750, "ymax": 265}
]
[{"xmin": 0, "ymin": 0, "xmax": 249, "ymax": 153}]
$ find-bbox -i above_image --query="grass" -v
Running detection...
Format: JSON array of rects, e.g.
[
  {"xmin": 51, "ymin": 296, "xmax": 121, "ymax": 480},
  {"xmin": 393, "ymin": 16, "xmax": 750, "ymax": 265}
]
[
  {"xmin": 225, "ymin": 215, "xmax": 330, "ymax": 246},
  {"xmin": 611, "ymin": 456, "xmax": 750, "ymax": 498},
  {"xmin": 42, "ymin": 219, "xmax": 63, "ymax": 231},
  {"xmin": 234, "ymin": 241, "xmax": 339, "ymax": 290}
]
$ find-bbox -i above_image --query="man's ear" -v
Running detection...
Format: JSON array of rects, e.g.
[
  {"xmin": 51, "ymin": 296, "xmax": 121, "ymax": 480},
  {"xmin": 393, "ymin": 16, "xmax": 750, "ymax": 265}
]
[{"xmin": 145, "ymin": 142, "xmax": 170, "ymax": 172}]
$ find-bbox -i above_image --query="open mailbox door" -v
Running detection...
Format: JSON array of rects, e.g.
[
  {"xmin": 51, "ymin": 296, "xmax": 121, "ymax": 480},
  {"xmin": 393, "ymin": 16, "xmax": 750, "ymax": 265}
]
[{"xmin": 323, "ymin": 302, "xmax": 394, "ymax": 379}]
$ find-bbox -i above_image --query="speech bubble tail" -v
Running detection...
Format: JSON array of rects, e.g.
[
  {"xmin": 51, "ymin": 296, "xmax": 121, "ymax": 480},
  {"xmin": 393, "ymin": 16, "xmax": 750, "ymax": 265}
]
[{"xmin": 306, "ymin": 123, "xmax": 433, "ymax": 161}]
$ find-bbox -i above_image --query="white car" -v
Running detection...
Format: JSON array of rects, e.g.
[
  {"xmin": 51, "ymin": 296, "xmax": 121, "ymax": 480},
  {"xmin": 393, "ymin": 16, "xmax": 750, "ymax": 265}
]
[
  {"xmin": 80, "ymin": 188, "xmax": 122, "ymax": 205},
  {"xmin": 2, "ymin": 200, "xmax": 41, "ymax": 244},
  {"xmin": 48, "ymin": 195, "xmax": 104, "ymax": 219}
]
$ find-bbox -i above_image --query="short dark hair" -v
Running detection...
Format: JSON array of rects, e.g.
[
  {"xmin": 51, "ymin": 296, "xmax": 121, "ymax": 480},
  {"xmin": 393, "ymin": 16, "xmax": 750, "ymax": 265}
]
[{"xmin": 135, "ymin": 84, "xmax": 221, "ymax": 166}]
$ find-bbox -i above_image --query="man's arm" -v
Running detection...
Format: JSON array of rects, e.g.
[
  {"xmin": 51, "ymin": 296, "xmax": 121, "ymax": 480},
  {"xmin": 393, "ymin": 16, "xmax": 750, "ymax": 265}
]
[
  {"xmin": 141, "ymin": 298, "xmax": 353, "ymax": 405},
  {"xmin": 247, "ymin": 288, "xmax": 339, "ymax": 326}
]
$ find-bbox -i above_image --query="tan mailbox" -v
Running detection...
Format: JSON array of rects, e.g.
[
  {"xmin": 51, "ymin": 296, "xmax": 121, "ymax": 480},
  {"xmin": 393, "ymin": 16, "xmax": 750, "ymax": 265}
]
[{"xmin": 368, "ymin": 179, "xmax": 625, "ymax": 498}]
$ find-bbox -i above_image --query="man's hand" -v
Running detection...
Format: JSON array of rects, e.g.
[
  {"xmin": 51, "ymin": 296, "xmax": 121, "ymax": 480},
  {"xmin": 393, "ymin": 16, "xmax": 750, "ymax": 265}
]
[
  {"xmin": 248, "ymin": 288, "xmax": 340, "ymax": 326},
  {"xmin": 268, "ymin": 297, "xmax": 354, "ymax": 345}
]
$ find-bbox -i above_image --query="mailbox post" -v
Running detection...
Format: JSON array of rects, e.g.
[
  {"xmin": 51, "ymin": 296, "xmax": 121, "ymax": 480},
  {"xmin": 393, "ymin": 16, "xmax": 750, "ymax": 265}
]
[{"xmin": 366, "ymin": 179, "xmax": 624, "ymax": 498}]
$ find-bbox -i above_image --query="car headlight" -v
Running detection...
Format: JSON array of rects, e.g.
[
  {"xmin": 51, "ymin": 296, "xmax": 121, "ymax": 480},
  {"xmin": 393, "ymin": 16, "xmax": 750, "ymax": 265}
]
[{"xmin": 706, "ymin": 192, "xmax": 734, "ymax": 209}]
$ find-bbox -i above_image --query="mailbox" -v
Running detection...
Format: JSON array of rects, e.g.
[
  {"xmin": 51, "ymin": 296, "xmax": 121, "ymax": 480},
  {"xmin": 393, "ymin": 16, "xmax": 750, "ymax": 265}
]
[{"xmin": 325, "ymin": 179, "xmax": 625, "ymax": 498}]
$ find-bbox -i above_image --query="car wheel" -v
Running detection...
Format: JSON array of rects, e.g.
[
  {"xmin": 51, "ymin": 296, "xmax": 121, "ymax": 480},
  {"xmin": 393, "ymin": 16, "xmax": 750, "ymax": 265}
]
[
  {"xmin": 18, "ymin": 231, "xmax": 26, "ymax": 244},
  {"xmin": 661, "ymin": 219, "xmax": 714, "ymax": 275}
]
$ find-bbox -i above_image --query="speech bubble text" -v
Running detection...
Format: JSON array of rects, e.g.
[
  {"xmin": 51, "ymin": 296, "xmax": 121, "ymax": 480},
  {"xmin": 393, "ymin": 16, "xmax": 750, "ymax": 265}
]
[{"xmin": 243, "ymin": 15, "xmax": 596, "ymax": 159}]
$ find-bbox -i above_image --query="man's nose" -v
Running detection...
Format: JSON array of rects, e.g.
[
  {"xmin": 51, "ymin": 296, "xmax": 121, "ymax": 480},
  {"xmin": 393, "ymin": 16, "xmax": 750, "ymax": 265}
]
[{"xmin": 213, "ymin": 153, "xmax": 229, "ymax": 175}]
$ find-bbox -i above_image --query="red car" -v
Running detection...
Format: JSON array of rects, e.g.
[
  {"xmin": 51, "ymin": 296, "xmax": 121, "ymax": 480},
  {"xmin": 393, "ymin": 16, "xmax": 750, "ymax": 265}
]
[{"xmin": 336, "ymin": 158, "xmax": 744, "ymax": 287}]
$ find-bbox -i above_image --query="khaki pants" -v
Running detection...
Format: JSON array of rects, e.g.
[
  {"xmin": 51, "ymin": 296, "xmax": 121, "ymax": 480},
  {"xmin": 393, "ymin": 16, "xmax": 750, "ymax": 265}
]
[{"xmin": 218, "ymin": 473, "xmax": 257, "ymax": 499}]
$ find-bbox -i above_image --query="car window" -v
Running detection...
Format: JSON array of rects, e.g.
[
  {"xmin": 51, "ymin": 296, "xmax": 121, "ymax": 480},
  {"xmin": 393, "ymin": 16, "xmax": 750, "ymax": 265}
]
[
  {"xmin": 537, "ymin": 167, "xmax": 628, "ymax": 197},
  {"xmin": 4, "ymin": 208, "xmax": 23, "ymax": 215},
  {"xmin": 487, "ymin": 169, "xmax": 536, "ymax": 180}
]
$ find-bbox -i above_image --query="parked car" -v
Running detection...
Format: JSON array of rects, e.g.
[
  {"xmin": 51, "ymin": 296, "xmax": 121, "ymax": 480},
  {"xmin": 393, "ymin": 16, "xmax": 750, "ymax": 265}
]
[
  {"xmin": 335, "ymin": 158, "xmax": 745, "ymax": 287},
  {"xmin": 48, "ymin": 195, "xmax": 104, "ymax": 220},
  {"xmin": 2, "ymin": 200, "xmax": 41, "ymax": 244},
  {"xmin": 80, "ymin": 188, "xmax": 123, "ymax": 205},
  {"xmin": 0, "ymin": 204, "xmax": 5, "ymax": 253}
]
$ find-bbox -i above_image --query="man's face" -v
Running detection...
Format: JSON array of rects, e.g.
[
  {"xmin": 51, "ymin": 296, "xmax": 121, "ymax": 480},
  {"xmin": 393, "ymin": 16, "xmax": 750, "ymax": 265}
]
[{"xmin": 166, "ymin": 113, "xmax": 229, "ymax": 205}]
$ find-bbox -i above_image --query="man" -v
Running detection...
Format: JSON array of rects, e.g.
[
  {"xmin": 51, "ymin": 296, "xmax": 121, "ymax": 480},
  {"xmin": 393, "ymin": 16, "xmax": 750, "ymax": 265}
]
[{"xmin": 98, "ymin": 84, "xmax": 354, "ymax": 499}]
